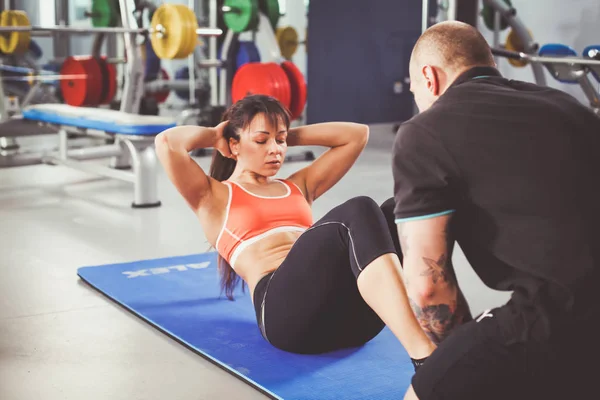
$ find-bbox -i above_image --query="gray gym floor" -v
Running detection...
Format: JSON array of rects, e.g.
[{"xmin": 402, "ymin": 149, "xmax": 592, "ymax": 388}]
[{"xmin": 0, "ymin": 123, "xmax": 510, "ymax": 400}]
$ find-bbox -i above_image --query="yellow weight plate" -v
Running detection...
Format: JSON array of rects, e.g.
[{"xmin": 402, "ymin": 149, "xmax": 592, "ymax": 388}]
[
  {"xmin": 276, "ymin": 26, "xmax": 298, "ymax": 60},
  {"xmin": 172, "ymin": 4, "xmax": 191, "ymax": 59},
  {"xmin": 0, "ymin": 10, "xmax": 31, "ymax": 55},
  {"xmin": 505, "ymin": 29, "xmax": 528, "ymax": 67},
  {"xmin": 150, "ymin": 4, "xmax": 196, "ymax": 59},
  {"xmin": 177, "ymin": 4, "xmax": 198, "ymax": 58}
]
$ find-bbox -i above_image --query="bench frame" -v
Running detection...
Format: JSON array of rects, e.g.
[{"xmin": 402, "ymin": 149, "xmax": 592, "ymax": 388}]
[{"xmin": 42, "ymin": 124, "xmax": 161, "ymax": 208}]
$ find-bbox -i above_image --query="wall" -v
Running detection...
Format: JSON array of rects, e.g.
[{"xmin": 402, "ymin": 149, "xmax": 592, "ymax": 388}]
[
  {"xmin": 305, "ymin": 0, "xmax": 425, "ymax": 125},
  {"xmin": 478, "ymin": 0, "xmax": 600, "ymax": 106}
]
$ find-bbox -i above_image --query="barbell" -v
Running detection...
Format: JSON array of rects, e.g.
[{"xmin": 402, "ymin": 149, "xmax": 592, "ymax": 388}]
[{"xmin": 0, "ymin": 4, "xmax": 222, "ymax": 59}]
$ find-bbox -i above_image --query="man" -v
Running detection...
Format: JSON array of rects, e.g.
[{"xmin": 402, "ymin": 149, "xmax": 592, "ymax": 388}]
[{"xmin": 392, "ymin": 21, "xmax": 600, "ymax": 400}]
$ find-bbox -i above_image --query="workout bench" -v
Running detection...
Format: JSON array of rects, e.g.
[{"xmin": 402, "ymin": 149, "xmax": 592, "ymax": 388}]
[{"xmin": 21, "ymin": 104, "xmax": 176, "ymax": 208}]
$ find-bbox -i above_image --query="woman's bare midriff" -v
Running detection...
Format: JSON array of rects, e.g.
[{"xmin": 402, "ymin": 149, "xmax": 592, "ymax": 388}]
[{"xmin": 234, "ymin": 230, "xmax": 304, "ymax": 299}]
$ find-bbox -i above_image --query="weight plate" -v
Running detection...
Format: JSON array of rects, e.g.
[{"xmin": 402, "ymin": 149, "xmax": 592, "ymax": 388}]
[
  {"xmin": 97, "ymin": 57, "xmax": 117, "ymax": 105},
  {"xmin": 266, "ymin": 62, "xmax": 291, "ymax": 110},
  {"xmin": 150, "ymin": 3, "xmax": 197, "ymax": 59},
  {"xmin": 280, "ymin": 61, "xmax": 306, "ymax": 120},
  {"xmin": 276, "ymin": 26, "xmax": 298, "ymax": 60},
  {"xmin": 259, "ymin": 0, "xmax": 280, "ymax": 30},
  {"xmin": 505, "ymin": 29, "xmax": 529, "ymax": 67},
  {"xmin": 0, "ymin": 10, "xmax": 31, "ymax": 55},
  {"xmin": 91, "ymin": 0, "xmax": 118, "ymax": 28},
  {"xmin": 481, "ymin": 0, "xmax": 512, "ymax": 32},
  {"xmin": 231, "ymin": 62, "xmax": 278, "ymax": 103},
  {"xmin": 223, "ymin": 0, "xmax": 259, "ymax": 33},
  {"xmin": 152, "ymin": 69, "xmax": 170, "ymax": 103},
  {"xmin": 60, "ymin": 56, "xmax": 103, "ymax": 107}
]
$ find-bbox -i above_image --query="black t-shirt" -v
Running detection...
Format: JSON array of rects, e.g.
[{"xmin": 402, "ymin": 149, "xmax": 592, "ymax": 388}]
[{"xmin": 392, "ymin": 66, "xmax": 600, "ymax": 325}]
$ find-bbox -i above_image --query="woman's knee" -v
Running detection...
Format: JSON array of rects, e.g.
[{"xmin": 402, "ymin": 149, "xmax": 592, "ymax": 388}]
[{"xmin": 342, "ymin": 196, "xmax": 381, "ymax": 215}]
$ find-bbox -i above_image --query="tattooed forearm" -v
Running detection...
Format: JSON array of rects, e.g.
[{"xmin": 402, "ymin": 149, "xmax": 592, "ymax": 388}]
[
  {"xmin": 409, "ymin": 297, "xmax": 468, "ymax": 344},
  {"xmin": 420, "ymin": 254, "xmax": 450, "ymax": 284}
]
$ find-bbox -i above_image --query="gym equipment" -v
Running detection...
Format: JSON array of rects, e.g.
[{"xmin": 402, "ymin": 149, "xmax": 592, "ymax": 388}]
[
  {"xmin": 59, "ymin": 56, "xmax": 117, "ymax": 107},
  {"xmin": 259, "ymin": 0, "xmax": 280, "ymax": 30},
  {"xmin": 491, "ymin": 47, "xmax": 600, "ymax": 115},
  {"xmin": 481, "ymin": 0, "xmax": 512, "ymax": 31},
  {"xmin": 275, "ymin": 26, "xmax": 299, "ymax": 60},
  {"xmin": 77, "ymin": 252, "xmax": 416, "ymax": 400},
  {"xmin": 504, "ymin": 29, "xmax": 529, "ymax": 67},
  {"xmin": 0, "ymin": 5, "xmax": 222, "ymax": 59},
  {"xmin": 21, "ymin": 104, "xmax": 176, "ymax": 207},
  {"xmin": 232, "ymin": 62, "xmax": 307, "ymax": 120},
  {"xmin": 538, "ymin": 44, "xmax": 579, "ymax": 84},
  {"xmin": 222, "ymin": 0, "xmax": 259, "ymax": 33},
  {"xmin": 143, "ymin": 38, "xmax": 161, "ymax": 80},
  {"xmin": 27, "ymin": 39, "xmax": 42, "ymax": 59},
  {"xmin": 150, "ymin": 68, "xmax": 170, "ymax": 103},
  {"xmin": 0, "ymin": 10, "xmax": 30, "ymax": 54},
  {"xmin": 280, "ymin": 61, "xmax": 307, "ymax": 121},
  {"xmin": 89, "ymin": 0, "xmax": 120, "ymax": 28},
  {"xmin": 236, "ymin": 41, "xmax": 261, "ymax": 70},
  {"xmin": 583, "ymin": 45, "xmax": 600, "ymax": 82},
  {"xmin": 482, "ymin": 0, "xmax": 546, "ymax": 86}
]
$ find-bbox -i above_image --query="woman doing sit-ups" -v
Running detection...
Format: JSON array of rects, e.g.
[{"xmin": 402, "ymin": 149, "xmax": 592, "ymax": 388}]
[{"xmin": 155, "ymin": 94, "xmax": 435, "ymax": 365}]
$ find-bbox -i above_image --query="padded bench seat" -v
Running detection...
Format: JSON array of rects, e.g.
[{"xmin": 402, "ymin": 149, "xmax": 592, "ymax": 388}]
[{"xmin": 21, "ymin": 104, "xmax": 176, "ymax": 136}]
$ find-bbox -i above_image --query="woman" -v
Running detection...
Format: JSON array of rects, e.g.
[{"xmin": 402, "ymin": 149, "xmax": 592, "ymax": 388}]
[{"xmin": 155, "ymin": 95, "xmax": 435, "ymax": 365}]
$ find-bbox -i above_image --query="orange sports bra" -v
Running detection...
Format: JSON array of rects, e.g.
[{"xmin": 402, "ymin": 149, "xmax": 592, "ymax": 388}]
[{"xmin": 215, "ymin": 178, "xmax": 313, "ymax": 268}]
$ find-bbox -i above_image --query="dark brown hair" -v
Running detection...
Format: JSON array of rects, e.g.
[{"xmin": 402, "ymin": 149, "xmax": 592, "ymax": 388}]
[{"xmin": 209, "ymin": 94, "xmax": 291, "ymax": 300}]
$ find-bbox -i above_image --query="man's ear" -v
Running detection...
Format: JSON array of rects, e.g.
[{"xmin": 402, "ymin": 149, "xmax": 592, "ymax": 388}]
[{"xmin": 422, "ymin": 65, "xmax": 440, "ymax": 96}]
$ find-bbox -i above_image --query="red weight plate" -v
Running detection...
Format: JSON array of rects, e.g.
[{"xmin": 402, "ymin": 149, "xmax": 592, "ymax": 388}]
[
  {"xmin": 264, "ymin": 62, "xmax": 290, "ymax": 110},
  {"xmin": 231, "ymin": 62, "xmax": 278, "ymax": 103},
  {"xmin": 60, "ymin": 56, "xmax": 103, "ymax": 106},
  {"xmin": 98, "ymin": 56, "xmax": 117, "ymax": 105},
  {"xmin": 152, "ymin": 69, "xmax": 170, "ymax": 103},
  {"xmin": 95, "ymin": 57, "xmax": 109, "ymax": 105},
  {"xmin": 262, "ymin": 63, "xmax": 283, "ymax": 108},
  {"xmin": 280, "ymin": 61, "xmax": 307, "ymax": 120}
]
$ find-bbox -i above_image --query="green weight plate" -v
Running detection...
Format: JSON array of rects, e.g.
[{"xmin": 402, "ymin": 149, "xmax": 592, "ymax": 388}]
[
  {"xmin": 223, "ymin": 0, "xmax": 259, "ymax": 33},
  {"xmin": 91, "ymin": 0, "xmax": 118, "ymax": 28},
  {"xmin": 259, "ymin": 0, "xmax": 280, "ymax": 30},
  {"xmin": 481, "ymin": 0, "xmax": 512, "ymax": 32}
]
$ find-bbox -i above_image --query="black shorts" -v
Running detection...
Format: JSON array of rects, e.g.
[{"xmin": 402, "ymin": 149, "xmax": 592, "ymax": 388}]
[{"xmin": 412, "ymin": 299, "xmax": 599, "ymax": 400}]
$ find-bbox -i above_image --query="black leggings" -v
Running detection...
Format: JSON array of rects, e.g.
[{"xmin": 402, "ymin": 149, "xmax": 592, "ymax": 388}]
[{"xmin": 253, "ymin": 196, "xmax": 401, "ymax": 354}]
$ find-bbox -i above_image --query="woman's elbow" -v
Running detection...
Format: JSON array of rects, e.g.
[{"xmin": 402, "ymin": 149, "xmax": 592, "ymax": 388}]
[{"xmin": 354, "ymin": 123, "xmax": 369, "ymax": 148}]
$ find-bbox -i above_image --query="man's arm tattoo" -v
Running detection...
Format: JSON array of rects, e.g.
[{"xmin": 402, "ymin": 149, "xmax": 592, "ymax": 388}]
[{"xmin": 420, "ymin": 254, "xmax": 450, "ymax": 284}]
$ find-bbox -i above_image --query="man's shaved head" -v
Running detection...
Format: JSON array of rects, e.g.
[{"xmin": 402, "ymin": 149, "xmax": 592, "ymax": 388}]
[{"xmin": 409, "ymin": 21, "xmax": 495, "ymax": 112}]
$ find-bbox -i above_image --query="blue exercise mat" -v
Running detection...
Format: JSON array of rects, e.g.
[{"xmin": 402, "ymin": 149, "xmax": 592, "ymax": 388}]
[
  {"xmin": 77, "ymin": 252, "xmax": 415, "ymax": 400},
  {"xmin": 22, "ymin": 105, "xmax": 176, "ymax": 136}
]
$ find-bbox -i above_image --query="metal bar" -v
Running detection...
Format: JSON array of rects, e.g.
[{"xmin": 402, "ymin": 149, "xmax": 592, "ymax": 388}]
[
  {"xmin": 422, "ymin": 0, "xmax": 429, "ymax": 33},
  {"xmin": 577, "ymin": 75, "xmax": 600, "ymax": 108},
  {"xmin": 187, "ymin": 0, "xmax": 197, "ymax": 105},
  {"xmin": 66, "ymin": 145, "xmax": 123, "ymax": 161},
  {"xmin": 209, "ymin": 0, "xmax": 218, "ymax": 106},
  {"xmin": 491, "ymin": 48, "xmax": 600, "ymax": 66},
  {"xmin": 197, "ymin": 59, "xmax": 222, "ymax": 68},
  {"xmin": 58, "ymin": 129, "xmax": 68, "ymax": 159},
  {"xmin": 0, "ymin": 25, "xmax": 222, "ymax": 36},
  {"xmin": 42, "ymin": 156, "xmax": 135, "ymax": 182},
  {"xmin": 145, "ymin": 79, "xmax": 209, "ymax": 92},
  {"xmin": 219, "ymin": 28, "xmax": 235, "ymax": 106}
]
